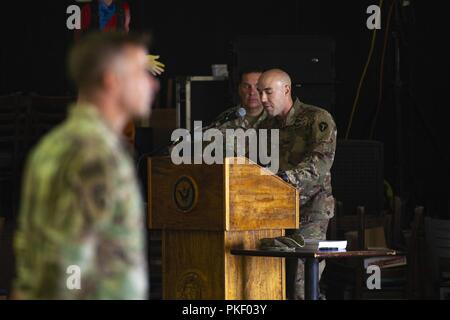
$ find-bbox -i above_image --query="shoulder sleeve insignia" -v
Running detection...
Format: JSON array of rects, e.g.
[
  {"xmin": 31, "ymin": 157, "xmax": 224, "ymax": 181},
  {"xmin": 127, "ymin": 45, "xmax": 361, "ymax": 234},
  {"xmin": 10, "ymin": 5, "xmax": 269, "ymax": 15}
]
[{"xmin": 319, "ymin": 122, "xmax": 329, "ymax": 132}]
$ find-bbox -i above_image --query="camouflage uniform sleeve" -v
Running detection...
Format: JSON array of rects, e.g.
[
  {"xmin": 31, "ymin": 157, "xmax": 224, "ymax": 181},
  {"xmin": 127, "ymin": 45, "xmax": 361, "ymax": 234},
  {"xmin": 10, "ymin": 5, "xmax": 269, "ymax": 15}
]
[
  {"xmin": 14, "ymin": 143, "xmax": 117, "ymax": 299},
  {"xmin": 19, "ymin": 143, "xmax": 144, "ymax": 299},
  {"xmin": 60, "ymin": 144, "xmax": 124, "ymax": 299},
  {"xmin": 62, "ymin": 143, "xmax": 146, "ymax": 299},
  {"xmin": 62, "ymin": 145, "xmax": 119, "ymax": 299},
  {"xmin": 284, "ymin": 111, "xmax": 337, "ymax": 205}
]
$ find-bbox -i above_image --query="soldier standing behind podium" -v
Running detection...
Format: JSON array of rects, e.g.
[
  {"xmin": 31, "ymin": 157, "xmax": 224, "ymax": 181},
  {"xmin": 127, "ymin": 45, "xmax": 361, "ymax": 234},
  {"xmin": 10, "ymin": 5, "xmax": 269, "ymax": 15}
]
[
  {"xmin": 257, "ymin": 69, "xmax": 337, "ymax": 300},
  {"xmin": 13, "ymin": 32, "xmax": 159, "ymax": 299},
  {"xmin": 212, "ymin": 69, "xmax": 267, "ymax": 130}
]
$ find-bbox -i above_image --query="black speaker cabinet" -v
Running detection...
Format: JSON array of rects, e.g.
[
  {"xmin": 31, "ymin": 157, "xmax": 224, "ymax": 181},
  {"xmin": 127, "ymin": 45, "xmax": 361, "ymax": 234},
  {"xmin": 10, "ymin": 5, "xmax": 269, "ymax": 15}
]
[{"xmin": 331, "ymin": 140, "xmax": 384, "ymax": 215}]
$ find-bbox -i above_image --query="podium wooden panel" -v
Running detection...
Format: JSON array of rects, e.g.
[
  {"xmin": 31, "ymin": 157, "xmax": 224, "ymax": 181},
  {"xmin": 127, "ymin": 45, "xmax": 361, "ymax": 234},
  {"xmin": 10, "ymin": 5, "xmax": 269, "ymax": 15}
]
[{"xmin": 148, "ymin": 157, "xmax": 299, "ymax": 300}]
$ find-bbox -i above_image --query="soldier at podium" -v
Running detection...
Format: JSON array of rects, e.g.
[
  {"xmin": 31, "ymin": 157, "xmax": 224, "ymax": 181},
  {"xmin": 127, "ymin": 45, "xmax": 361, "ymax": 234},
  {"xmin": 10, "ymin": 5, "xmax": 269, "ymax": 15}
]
[{"xmin": 257, "ymin": 69, "xmax": 337, "ymax": 300}]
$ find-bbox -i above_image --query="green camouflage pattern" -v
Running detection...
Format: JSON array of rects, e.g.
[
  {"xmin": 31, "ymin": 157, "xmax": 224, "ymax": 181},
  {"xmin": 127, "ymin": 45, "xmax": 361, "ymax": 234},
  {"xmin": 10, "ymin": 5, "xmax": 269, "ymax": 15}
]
[
  {"xmin": 259, "ymin": 98, "xmax": 337, "ymax": 222},
  {"xmin": 13, "ymin": 104, "xmax": 148, "ymax": 299},
  {"xmin": 259, "ymin": 233, "xmax": 305, "ymax": 251}
]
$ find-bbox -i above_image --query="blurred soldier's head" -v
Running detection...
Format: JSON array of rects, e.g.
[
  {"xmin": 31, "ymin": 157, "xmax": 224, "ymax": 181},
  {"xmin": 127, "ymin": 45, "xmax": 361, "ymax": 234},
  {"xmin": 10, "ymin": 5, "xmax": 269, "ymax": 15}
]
[
  {"xmin": 238, "ymin": 69, "xmax": 263, "ymax": 116},
  {"xmin": 68, "ymin": 32, "xmax": 159, "ymax": 127},
  {"xmin": 257, "ymin": 69, "xmax": 293, "ymax": 118}
]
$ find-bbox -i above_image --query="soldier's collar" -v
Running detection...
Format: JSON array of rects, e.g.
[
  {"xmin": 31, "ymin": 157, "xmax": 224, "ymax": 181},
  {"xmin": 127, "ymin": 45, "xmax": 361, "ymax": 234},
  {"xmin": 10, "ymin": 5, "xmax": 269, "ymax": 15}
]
[
  {"xmin": 70, "ymin": 103, "xmax": 119, "ymax": 138},
  {"xmin": 282, "ymin": 98, "xmax": 302, "ymax": 127},
  {"xmin": 70, "ymin": 103, "xmax": 99, "ymax": 120}
]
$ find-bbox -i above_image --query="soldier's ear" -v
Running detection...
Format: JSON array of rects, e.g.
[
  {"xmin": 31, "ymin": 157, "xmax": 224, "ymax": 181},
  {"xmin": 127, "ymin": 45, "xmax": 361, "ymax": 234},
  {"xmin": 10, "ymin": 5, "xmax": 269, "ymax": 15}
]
[{"xmin": 284, "ymin": 84, "xmax": 291, "ymax": 96}]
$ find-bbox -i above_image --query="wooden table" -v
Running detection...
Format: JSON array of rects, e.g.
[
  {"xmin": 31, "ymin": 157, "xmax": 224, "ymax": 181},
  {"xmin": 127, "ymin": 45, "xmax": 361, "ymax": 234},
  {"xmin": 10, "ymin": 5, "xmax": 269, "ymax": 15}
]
[{"xmin": 230, "ymin": 248, "xmax": 400, "ymax": 300}]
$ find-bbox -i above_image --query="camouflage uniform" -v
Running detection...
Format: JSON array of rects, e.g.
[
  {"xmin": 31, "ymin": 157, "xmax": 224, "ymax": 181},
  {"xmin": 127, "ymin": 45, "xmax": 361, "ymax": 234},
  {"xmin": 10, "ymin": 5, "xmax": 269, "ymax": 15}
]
[
  {"xmin": 13, "ymin": 104, "xmax": 148, "ymax": 300},
  {"xmin": 259, "ymin": 98, "xmax": 337, "ymax": 300}
]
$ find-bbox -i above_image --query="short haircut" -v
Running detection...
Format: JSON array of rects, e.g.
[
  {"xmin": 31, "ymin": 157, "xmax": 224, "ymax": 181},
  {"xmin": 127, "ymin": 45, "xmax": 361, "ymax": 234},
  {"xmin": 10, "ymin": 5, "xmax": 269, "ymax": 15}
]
[
  {"xmin": 238, "ymin": 68, "xmax": 263, "ymax": 84},
  {"xmin": 68, "ymin": 31, "xmax": 150, "ymax": 93}
]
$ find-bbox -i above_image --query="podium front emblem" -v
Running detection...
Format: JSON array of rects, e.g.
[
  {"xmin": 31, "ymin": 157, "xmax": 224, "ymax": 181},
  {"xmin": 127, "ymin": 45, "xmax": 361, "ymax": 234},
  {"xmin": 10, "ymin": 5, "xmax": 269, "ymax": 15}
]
[
  {"xmin": 176, "ymin": 271, "xmax": 206, "ymax": 299},
  {"xmin": 173, "ymin": 176, "xmax": 198, "ymax": 212}
]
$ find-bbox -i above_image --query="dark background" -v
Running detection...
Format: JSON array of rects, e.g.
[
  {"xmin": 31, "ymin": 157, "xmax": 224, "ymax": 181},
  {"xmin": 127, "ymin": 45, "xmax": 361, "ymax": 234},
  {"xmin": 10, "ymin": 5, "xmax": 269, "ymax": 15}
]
[{"xmin": 0, "ymin": 0, "xmax": 448, "ymax": 219}]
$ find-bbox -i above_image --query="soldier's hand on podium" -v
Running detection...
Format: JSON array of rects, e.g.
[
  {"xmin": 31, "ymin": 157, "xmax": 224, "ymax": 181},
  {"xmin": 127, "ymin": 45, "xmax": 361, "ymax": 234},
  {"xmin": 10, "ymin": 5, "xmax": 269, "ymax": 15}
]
[{"xmin": 147, "ymin": 54, "xmax": 165, "ymax": 76}]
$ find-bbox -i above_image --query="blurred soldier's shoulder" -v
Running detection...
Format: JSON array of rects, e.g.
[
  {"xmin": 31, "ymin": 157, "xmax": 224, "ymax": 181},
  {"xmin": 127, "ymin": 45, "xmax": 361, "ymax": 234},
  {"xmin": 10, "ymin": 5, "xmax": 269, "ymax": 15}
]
[{"xmin": 26, "ymin": 105, "xmax": 122, "ymax": 177}]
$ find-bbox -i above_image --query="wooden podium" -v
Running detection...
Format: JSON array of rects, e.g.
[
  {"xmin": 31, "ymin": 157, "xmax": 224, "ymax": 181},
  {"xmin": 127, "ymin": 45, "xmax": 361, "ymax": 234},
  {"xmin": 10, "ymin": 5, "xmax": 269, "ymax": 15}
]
[{"xmin": 148, "ymin": 157, "xmax": 299, "ymax": 300}]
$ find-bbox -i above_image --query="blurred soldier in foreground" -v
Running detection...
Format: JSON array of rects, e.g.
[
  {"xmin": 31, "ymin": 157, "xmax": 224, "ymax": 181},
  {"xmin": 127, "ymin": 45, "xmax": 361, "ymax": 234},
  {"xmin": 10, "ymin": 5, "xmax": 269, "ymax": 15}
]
[
  {"xmin": 13, "ymin": 32, "xmax": 159, "ymax": 299},
  {"xmin": 212, "ymin": 69, "xmax": 267, "ymax": 130},
  {"xmin": 257, "ymin": 69, "xmax": 337, "ymax": 300}
]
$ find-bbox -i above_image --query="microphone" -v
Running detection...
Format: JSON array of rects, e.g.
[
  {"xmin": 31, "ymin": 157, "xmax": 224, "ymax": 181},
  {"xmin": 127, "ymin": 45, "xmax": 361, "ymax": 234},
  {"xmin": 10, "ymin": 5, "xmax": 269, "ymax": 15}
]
[
  {"xmin": 175, "ymin": 107, "xmax": 246, "ymax": 150},
  {"xmin": 212, "ymin": 107, "xmax": 246, "ymax": 127},
  {"xmin": 137, "ymin": 107, "xmax": 247, "ymax": 168}
]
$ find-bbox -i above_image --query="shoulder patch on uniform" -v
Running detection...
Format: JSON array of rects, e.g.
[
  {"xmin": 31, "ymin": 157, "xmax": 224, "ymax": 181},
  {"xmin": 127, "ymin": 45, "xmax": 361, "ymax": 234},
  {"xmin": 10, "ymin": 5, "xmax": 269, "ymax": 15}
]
[{"xmin": 319, "ymin": 122, "xmax": 328, "ymax": 132}]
